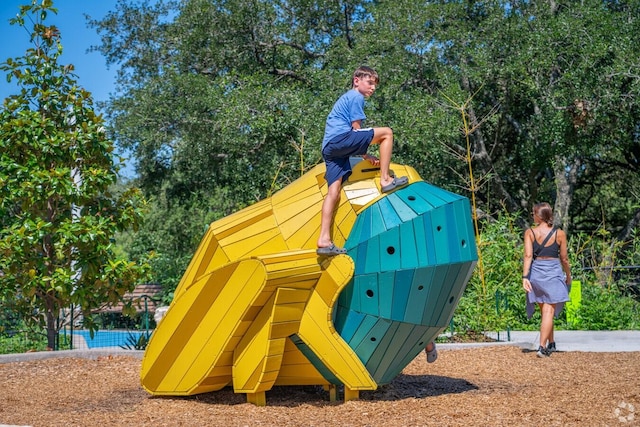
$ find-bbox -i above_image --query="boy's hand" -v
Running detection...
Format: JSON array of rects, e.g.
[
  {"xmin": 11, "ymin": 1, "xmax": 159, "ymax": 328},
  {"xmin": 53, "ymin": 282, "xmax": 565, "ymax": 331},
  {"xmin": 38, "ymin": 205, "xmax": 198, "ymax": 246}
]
[{"xmin": 362, "ymin": 154, "xmax": 380, "ymax": 166}]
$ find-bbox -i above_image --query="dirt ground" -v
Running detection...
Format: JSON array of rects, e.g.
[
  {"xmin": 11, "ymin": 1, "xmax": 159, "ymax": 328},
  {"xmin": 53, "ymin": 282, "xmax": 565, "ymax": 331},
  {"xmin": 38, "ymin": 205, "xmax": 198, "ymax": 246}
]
[{"xmin": 1, "ymin": 346, "xmax": 639, "ymax": 427}]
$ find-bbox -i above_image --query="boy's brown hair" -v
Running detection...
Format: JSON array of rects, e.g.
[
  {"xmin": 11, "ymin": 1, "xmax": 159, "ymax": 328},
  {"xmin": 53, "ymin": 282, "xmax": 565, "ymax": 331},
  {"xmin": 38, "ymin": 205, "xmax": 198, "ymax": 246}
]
[{"xmin": 352, "ymin": 66, "xmax": 379, "ymax": 87}]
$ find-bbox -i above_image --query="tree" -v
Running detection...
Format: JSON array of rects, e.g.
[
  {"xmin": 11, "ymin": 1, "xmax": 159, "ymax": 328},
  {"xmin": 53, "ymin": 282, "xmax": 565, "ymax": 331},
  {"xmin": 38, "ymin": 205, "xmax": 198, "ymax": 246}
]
[
  {"xmin": 90, "ymin": 0, "xmax": 640, "ymax": 289},
  {"xmin": 0, "ymin": 0, "xmax": 151, "ymax": 349}
]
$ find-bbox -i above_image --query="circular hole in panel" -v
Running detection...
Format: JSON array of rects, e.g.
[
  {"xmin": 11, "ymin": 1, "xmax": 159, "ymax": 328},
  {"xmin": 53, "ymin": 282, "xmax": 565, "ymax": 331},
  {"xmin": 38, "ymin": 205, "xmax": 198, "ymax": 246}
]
[
  {"xmin": 370, "ymin": 337, "xmax": 377, "ymax": 342},
  {"xmin": 408, "ymin": 195, "xmax": 416, "ymax": 201},
  {"xmin": 418, "ymin": 341, "xmax": 425, "ymax": 347},
  {"xmin": 418, "ymin": 285, "xmax": 424, "ymax": 291},
  {"xmin": 461, "ymin": 239, "xmax": 466, "ymax": 247},
  {"xmin": 387, "ymin": 246, "xmax": 396, "ymax": 255},
  {"xmin": 366, "ymin": 289, "xmax": 374, "ymax": 298},
  {"xmin": 437, "ymin": 225, "xmax": 442, "ymax": 232},
  {"xmin": 449, "ymin": 296, "xmax": 455, "ymax": 304}
]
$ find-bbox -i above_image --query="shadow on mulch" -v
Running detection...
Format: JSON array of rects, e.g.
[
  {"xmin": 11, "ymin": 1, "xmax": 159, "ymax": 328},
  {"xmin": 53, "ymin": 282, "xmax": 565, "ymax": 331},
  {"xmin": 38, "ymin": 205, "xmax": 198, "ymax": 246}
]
[{"xmin": 150, "ymin": 374, "xmax": 478, "ymax": 408}]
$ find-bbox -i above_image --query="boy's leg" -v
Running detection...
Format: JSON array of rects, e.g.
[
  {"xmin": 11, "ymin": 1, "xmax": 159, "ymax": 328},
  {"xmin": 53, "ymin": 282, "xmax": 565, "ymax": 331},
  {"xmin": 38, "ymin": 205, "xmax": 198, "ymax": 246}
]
[
  {"xmin": 317, "ymin": 179, "xmax": 342, "ymax": 249},
  {"xmin": 370, "ymin": 127, "xmax": 394, "ymax": 186}
]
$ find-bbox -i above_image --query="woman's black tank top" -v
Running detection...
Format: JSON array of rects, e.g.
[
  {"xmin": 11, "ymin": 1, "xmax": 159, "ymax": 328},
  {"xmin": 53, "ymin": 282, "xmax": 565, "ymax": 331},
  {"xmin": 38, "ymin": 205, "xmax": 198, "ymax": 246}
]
[{"xmin": 532, "ymin": 228, "xmax": 560, "ymax": 258}]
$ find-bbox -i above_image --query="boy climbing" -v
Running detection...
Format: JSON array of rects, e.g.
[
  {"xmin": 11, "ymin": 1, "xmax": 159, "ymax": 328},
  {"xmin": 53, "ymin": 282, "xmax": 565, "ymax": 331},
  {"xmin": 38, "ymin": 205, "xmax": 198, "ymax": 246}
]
[{"xmin": 317, "ymin": 66, "xmax": 408, "ymax": 256}]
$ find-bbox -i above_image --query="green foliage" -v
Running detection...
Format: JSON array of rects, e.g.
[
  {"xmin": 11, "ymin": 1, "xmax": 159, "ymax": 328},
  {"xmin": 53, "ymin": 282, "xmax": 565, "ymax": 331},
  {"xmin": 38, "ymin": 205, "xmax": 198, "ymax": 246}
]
[
  {"xmin": 566, "ymin": 282, "xmax": 639, "ymax": 330},
  {"xmin": 119, "ymin": 330, "xmax": 151, "ymax": 350},
  {"xmin": 453, "ymin": 214, "xmax": 640, "ymax": 337},
  {"xmin": 86, "ymin": 0, "xmax": 640, "ymax": 291},
  {"xmin": 0, "ymin": 1, "xmax": 152, "ymax": 349},
  {"xmin": 0, "ymin": 331, "xmax": 48, "ymax": 354},
  {"xmin": 454, "ymin": 213, "xmax": 526, "ymax": 334}
]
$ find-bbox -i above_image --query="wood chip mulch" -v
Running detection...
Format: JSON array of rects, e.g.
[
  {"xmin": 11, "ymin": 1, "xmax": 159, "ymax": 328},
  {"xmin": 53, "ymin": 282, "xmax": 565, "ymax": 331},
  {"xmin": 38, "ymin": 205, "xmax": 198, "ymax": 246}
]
[{"xmin": 1, "ymin": 346, "xmax": 639, "ymax": 426}]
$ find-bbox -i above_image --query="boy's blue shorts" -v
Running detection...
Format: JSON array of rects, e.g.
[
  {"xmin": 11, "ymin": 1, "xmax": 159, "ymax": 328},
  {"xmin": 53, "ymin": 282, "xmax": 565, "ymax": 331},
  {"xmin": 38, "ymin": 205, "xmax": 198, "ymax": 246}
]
[{"xmin": 322, "ymin": 128, "xmax": 374, "ymax": 186}]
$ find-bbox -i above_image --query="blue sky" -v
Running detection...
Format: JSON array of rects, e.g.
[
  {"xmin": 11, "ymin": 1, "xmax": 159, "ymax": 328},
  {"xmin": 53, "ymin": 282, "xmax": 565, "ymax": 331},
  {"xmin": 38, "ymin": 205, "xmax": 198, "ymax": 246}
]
[
  {"xmin": 0, "ymin": 1, "xmax": 136, "ymax": 177},
  {"xmin": 0, "ymin": 1, "xmax": 116, "ymax": 103}
]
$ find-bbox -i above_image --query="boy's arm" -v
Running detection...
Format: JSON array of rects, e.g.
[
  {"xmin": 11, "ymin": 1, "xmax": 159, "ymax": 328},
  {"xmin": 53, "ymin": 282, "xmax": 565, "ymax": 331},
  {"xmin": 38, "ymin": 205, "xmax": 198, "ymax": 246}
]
[{"xmin": 351, "ymin": 120, "xmax": 362, "ymax": 130}]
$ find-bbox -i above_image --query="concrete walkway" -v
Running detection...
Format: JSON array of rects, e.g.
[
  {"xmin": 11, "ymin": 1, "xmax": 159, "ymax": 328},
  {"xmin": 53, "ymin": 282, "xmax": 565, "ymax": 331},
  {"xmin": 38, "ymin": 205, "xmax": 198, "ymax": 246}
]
[
  {"xmin": 446, "ymin": 330, "xmax": 640, "ymax": 352},
  {"xmin": 1, "ymin": 331, "xmax": 639, "ymax": 364}
]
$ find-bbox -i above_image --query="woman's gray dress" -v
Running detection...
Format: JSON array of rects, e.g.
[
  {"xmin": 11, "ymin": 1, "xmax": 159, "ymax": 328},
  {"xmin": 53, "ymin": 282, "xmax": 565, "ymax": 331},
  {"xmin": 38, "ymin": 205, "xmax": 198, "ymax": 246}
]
[{"xmin": 526, "ymin": 258, "xmax": 570, "ymax": 318}]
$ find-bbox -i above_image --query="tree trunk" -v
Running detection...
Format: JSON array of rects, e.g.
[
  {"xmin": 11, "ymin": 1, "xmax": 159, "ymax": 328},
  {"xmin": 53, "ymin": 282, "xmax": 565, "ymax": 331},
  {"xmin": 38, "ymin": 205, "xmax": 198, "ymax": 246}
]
[
  {"xmin": 553, "ymin": 155, "xmax": 580, "ymax": 232},
  {"xmin": 617, "ymin": 208, "xmax": 640, "ymax": 243},
  {"xmin": 46, "ymin": 298, "xmax": 57, "ymax": 350}
]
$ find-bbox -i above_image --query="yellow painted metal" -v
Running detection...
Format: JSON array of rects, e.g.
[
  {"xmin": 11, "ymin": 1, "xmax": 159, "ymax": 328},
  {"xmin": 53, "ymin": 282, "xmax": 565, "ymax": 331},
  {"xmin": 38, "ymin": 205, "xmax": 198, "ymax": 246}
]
[
  {"xmin": 141, "ymin": 160, "xmax": 425, "ymax": 402},
  {"xmin": 297, "ymin": 255, "xmax": 377, "ymax": 391},
  {"xmin": 344, "ymin": 388, "xmax": 360, "ymax": 402},
  {"xmin": 246, "ymin": 392, "xmax": 266, "ymax": 406}
]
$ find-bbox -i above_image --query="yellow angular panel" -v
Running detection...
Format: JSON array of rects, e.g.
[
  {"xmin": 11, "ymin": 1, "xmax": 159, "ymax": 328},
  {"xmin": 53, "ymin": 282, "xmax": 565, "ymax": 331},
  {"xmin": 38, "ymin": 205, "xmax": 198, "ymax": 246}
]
[
  {"xmin": 222, "ymin": 228, "xmax": 288, "ymax": 260},
  {"xmin": 141, "ymin": 259, "xmax": 266, "ymax": 395},
  {"xmin": 212, "ymin": 199, "xmax": 273, "ymax": 240},
  {"xmin": 173, "ymin": 228, "xmax": 226, "ymax": 299},
  {"xmin": 297, "ymin": 254, "xmax": 377, "ymax": 391},
  {"xmin": 217, "ymin": 213, "xmax": 280, "ymax": 246},
  {"xmin": 275, "ymin": 197, "xmax": 324, "ymax": 241},
  {"xmin": 233, "ymin": 288, "xmax": 310, "ymax": 394},
  {"xmin": 271, "ymin": 164, "xmax": 325, "ymax": 205},
  {"xmin": 281, "ymin": 211, "xmax": 322, "ymax": 249}
]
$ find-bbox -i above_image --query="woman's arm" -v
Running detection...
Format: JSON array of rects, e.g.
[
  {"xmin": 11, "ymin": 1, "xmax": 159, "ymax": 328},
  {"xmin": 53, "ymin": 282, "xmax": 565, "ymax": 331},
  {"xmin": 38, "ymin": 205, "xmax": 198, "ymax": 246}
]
[
  {"xmin": 522, "ymin": 229, "xmax": 534, "ymax": 292},
  {"xmin": 558, "ymin": 229, "xmax": 572, "ymax": 285}
]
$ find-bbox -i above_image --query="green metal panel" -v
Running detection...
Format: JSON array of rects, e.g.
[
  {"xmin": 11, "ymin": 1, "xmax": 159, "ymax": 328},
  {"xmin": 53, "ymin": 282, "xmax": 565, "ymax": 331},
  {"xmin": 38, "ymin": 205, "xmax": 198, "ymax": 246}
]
[
  {"xmin": 390, "ymin": 269, "xmax": 414, "ymax": 321},
  {"xmin": 378, "ymin": 271, "xmax": 395, "ymax": 319},
  {"xmin": 420, "ymin": 265, "xmax": 450, "ymax": 326},
  {"xmin": 429, "ymin": 206, "xmax": 452, "ymax": 265},
  {"xmin": 347, "ymin": 313, "xmax": 380, "ymax": 348},
  {"xmin": 403, "ymin": 270, "xmax": 432, "ymax": 324},
  {"xmin": 399, "ymin": 221, "xmax": 419, "ymax": 270},
  {"xmin": 333, "ymin": 306, "xmax": 366, "ymax": 343},
  {"xmin": 353, "ymin": 316, "xmax": 392, "ymax": 364},
  {"xmin": 363, "ymin": 234, "xmax": 381, "ymax": 274},
  {"xmin": 378, "ymin": 197, "xmax": 402, "ymax": 230},
  {"xmin": 379, "ymin": 225, "xmax": 401, "ymax": 273},
  {"xmin": 387, "ymin": 193, "xmax": 418, "ymax": 223},
  {"xmin": 357, "ymin": 273, "xmax": 379, "ymax": 317}
]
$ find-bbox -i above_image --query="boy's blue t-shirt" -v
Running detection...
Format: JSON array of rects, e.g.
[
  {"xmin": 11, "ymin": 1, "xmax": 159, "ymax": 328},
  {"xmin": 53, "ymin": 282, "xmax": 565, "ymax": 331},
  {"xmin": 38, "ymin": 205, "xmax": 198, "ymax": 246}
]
[{"xmin": 322, "ymin": 89, "xmax": 366, "ymax": 149}]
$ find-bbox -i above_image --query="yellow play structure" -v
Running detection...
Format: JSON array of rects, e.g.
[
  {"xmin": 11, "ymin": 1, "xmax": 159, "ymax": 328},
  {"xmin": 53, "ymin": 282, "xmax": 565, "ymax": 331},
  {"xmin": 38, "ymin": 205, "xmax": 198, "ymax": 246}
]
[{"xmin": 140, "ymin": 159, "xmax": 478, "ymax": 405}]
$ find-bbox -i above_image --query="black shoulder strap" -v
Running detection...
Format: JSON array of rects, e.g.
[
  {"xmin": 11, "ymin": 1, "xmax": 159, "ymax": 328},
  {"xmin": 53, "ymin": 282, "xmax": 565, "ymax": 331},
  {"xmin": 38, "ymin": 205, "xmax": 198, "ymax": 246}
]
[{"xmin": 534, "ymin": 227, "xmax": 556, "ymax": 257}]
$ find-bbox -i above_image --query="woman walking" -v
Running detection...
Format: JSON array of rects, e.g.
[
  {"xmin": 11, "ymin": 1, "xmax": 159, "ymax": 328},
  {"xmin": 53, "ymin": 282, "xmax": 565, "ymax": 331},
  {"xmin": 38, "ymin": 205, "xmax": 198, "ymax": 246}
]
[{"xmin": 522, "ymin": 202, "xmax": 571, "ymax": 357}]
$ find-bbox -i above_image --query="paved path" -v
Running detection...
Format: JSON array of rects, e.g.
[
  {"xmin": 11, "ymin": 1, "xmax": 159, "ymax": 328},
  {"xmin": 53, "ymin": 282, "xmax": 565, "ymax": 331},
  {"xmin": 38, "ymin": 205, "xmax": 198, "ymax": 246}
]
[
  {"xmin": 1, "ymin": 331, "xmax": 639, "ymax": 364},
  {"xmin": 447, "ymin": 330, "xmax": 640, "ymax": 352}
]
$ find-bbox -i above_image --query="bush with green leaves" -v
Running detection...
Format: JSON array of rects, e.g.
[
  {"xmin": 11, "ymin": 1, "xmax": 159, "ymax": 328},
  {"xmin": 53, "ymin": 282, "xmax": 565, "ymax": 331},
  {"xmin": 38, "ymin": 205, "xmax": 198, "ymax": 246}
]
[
  {"xmin": 452, "ymin": 213, "xmax": 640, "ymax": 338},
  {"xmin": 0, "ymin": 1, "xmax": 152, "ymax": 350},
  {"xmin": 565, "ymin": 281, "xmax": 639, "ymax": 330}
]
